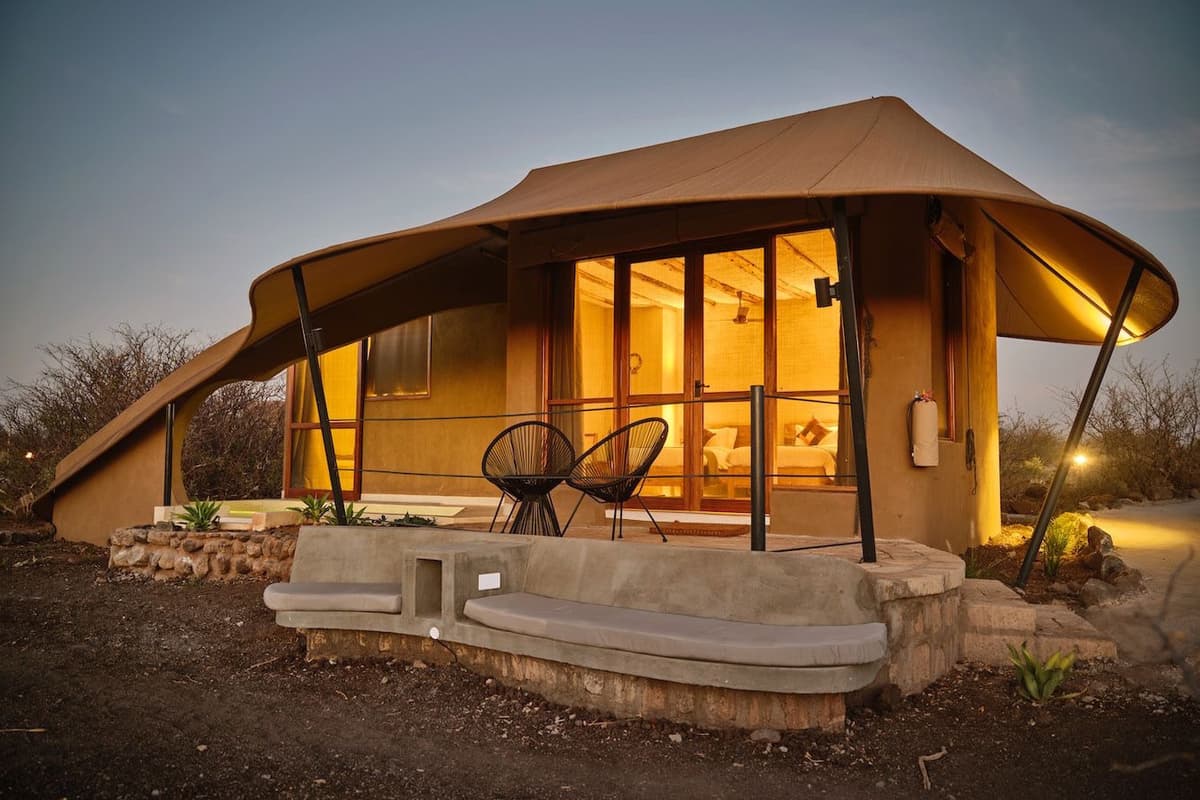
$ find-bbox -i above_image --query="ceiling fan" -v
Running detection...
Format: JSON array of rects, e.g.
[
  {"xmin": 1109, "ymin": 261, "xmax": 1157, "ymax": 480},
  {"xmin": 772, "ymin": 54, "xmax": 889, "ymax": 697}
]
[{"xmin": 731, "ymin": 291, "xmax": 763, "ymax": 325}]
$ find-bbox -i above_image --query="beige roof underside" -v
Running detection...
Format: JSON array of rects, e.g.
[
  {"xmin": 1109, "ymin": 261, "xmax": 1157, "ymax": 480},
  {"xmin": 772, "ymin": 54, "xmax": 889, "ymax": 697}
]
[{"xmin": 44, "ymin": 96, "xmax": 1178, "ymax": 502}]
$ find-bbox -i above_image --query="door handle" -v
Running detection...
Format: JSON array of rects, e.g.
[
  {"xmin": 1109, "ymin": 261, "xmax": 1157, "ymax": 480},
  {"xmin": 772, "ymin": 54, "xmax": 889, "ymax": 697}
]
[{"xmin": 694, "ymin": 380, "xmax": 710, "ymax": 398}]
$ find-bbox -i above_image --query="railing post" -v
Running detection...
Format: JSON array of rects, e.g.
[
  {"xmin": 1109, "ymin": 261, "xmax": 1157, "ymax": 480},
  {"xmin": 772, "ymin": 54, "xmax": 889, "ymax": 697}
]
[
  {"xmin": 292, "ymin": 264, "xmax": 348, "ymax": 526},
  {"xmin": 750, "ymin": 385, "xmax": 767, "ymax": 551},
  {"xmin": 832, "ymin": 198, "xmax": 877, "ymax": 563},
  {"xmin": 162, "ymin": 401, "xmax": 175, "ymax": 507},
  {"xmin": 1015, "ymin": 262, "xmax": 1144, "ymax": 588}
]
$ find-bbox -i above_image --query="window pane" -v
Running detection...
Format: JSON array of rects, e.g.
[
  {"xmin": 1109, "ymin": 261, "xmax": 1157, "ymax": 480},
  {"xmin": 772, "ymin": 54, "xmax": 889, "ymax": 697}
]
[
  {"xmin": 629, "ymin": 258, "xmax": 685, "ymax": 396},
  {"xmin": 776, "ymin": 230, "xmax": 841, "ymax": 393},
  {"xmin": 291, "ymin": 342, "xmax": 361, "ymax": 421},
  {"xmin": 552, "ymin": 260, "xmax": 614, "ymax": 400},
  {"xmin": 289, "ymin": 428, "xmax": 357, "ymax": 493},
  {"xmin": 774, "ymin": 396, "xmax": 842, "ymax": 488},
  {"xmin": 702, "ymin": 399, "xmax": 749, "ymax": 499},
  {"xmin": 703, "ymin": 248, "xmax": 764, "ymax": 393},
  {"xmin": 366, "ymin": 316, "xmax": 431, "ymax": 398},
  {"xmin": 548, "ymin": 403, "xmax": 614, "ymax": 459},
  {"xmin": 632, "ymin": 402, "xmax": 684, "ymax": 499}
]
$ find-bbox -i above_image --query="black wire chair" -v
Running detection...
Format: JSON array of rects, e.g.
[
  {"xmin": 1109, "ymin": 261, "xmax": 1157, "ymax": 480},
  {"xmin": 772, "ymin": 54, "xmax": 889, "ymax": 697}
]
[
  {"xmin": 481, "ymin": 421, "xmax": 576, "ymax": 536},
  {"xmin": 563, "ymin": 417, "xmax": 669, "ymax": 542}
]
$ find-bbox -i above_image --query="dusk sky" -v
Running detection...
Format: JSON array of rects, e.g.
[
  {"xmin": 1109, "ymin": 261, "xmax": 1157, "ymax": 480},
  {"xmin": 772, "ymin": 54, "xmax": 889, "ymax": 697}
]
[{"xmin": 2, "ymin": 0, "xmax": 1197, "ymax": 419}]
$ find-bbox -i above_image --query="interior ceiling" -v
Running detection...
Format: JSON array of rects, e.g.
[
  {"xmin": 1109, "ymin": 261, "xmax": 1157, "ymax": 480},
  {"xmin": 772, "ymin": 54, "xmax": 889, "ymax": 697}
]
[{"xmin": 576, "ymin": 229, "xmax": 836, "ymax": 311}]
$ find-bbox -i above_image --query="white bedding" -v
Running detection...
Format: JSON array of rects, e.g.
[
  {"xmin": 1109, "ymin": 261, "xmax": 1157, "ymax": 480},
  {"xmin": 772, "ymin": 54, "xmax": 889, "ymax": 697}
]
[
  {"xmin": 653, "ymin": 445, "xmax": 733, "ymax": 471},
  {"xmin": 728, "ymin": 445, "xmax": 837, "ymax": 477}
]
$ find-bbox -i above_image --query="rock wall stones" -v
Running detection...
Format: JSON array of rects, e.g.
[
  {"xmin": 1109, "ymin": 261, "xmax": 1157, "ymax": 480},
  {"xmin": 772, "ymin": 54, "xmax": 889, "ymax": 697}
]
[
  {"xmin": 876, "ymin": 590, "xmax": 961, "ymax": 695},
  {"xmin": 109, "ymin": 526, "xmax": 296, "ymax": 581}
]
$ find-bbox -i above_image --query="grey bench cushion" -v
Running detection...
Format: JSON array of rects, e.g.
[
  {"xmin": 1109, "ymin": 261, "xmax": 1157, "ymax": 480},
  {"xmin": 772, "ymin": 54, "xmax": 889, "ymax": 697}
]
[
  {"xmin": 464, "ymin": 592, "xmax": 886, "ymax": 667},
  {"xmin": 264, "ymin": 582, "xmax": 403, "ymax": 614}
]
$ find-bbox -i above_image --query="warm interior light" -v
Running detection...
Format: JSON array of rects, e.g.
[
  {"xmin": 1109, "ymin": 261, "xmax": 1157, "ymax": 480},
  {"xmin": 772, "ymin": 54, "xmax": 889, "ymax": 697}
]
[{"xmin": 1072, "ymin": 453, "xmax": 1088, "ymax": 466}]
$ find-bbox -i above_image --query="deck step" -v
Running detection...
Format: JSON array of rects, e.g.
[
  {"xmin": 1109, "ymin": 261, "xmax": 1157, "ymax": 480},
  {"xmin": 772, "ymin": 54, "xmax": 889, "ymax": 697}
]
[{"xmin": 957, "ymin": 578, "xmax": 1115, "ymax": 664}]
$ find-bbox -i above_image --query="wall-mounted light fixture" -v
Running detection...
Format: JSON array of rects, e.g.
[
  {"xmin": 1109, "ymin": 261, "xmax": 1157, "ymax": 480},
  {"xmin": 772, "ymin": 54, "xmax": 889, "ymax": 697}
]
[{"xmin": 927, "ymin": 197, "xmax": 974, "ymax": 262}]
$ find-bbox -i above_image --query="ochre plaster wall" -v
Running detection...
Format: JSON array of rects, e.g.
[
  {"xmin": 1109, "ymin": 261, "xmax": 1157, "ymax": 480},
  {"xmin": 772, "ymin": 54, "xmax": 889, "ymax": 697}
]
[
  {"xmin": 51, "ymin": 419, "xmax": 169, "ymax": 545},
  {"xmin": 360, "ymin": 303, "xmax": 508, "ymax": 498}
]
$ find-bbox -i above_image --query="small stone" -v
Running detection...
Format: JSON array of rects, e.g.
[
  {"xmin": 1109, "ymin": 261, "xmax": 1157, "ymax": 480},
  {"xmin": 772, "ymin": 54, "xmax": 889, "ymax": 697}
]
[
  {"xmin": 749, "ymin": 728, "xmax": 781, "ymax": 744},
  {"xmin": 668, "ymin": 733, "xmax": 683, "ymax": 743},
  {"xmin": 148, "ymin": 530, "xmax": 171, "ymax": 545},
  {"xmin": 411, "ymin": 660, "xmax": 428, "ymax": 669},
  {"xmin": 157, "ymin": 551, "xmax": 175, "ymax": 570},
  {"xmin": 876, "ymin": 781, "xmax": 886, "ymax": 789},
  {"xmin": 213, "ymin": 553, "xmax": 230, "ymax": 574},
  {"xmin": 778, "ymin": 746, "xmax": 788, "ymax": 753},
  {"xmin": 1080, "ymin": 578, "xmax": 1121, "ymax": 607},
  {"xmin": 381, "ymin": 677, "xmax": 389, "ymax": 685},
  {"xmin": 154, "ymin": 520, "xmax": 174, "ymax": 531},
  {"xmin": 126, "ymin": 545, "xmax": 150, "ymax": 566},
  {"xmin": 1100, "ymin": 554, "xmax": 1129, "ymax": 582},
  {"xmin": 110, "ymin": 529, "xmax": 135, "ymax": 547},
  {"xmin": 245, "ymin": 542, "xmax": 263, "ymax": 557},
  {"xmin": 181, "ymin": 539, "xmax": 203, "ymax": 553},
  {"xmin": 192, "ymin": 555, "xmax": 211, "ymax": 578},
  {"xmin": 1087, "ymin": 526, "xmax": 1115, "ymax": 554},
  {"xmin": 133, "ymin": 529, "xmax": 149, "ymax": 543},
  {"xmin": 485, "ymin": 678, "xmax": 495, "ymax": 686},
  {"xmin": 196, "ymin": 744, "xmax": 208, "ymax": 752},
  {"xmin": 175, "ymin": 557, "xmax": 193, "ymax": 577}
]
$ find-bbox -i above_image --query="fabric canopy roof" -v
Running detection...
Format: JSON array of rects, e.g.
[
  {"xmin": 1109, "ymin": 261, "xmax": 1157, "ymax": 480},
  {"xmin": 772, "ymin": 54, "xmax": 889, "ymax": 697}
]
[{"xmin": 45, "ymin": 96, "xmax": 1178, "ymax": 499}]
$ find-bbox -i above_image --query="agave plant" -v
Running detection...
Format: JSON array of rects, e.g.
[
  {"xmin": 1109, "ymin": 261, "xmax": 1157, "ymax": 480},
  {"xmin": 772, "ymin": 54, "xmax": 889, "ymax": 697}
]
[
  {"xmin": 1007, "ymin": 641, "xmax": 1078, "ymax": 702},
  {"xmin": 174, "ymin": 499, "xmax": 222, "ymax": 532},
  {"xmin": 343, "ymin": 502, "xmax": 371, "ymax": 526},
  {"xmin": 288, "ymin": 494, "xmax": 333, "ymax": 525}
]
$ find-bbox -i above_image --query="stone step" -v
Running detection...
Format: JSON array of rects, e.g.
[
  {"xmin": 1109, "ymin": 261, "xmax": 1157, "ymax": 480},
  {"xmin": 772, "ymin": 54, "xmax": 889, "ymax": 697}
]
[
  {"xmin": 1031, "ymin": 604, "xmax": 1118, "ymax": 661},
  {"xmin": 959, "ymin": 578, "xmax": 1038, "ymax": 634}
]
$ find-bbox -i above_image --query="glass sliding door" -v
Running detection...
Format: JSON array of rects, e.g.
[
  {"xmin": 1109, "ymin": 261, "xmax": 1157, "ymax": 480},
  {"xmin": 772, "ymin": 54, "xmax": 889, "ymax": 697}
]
[
  {"xmin": 696, "ymin": 247, "xmax": 766, "ymax": 506},
  {"xmin": 626, "ymin": 256, "xmax": 687, "ymax": 501},
  {"xmin": 551, "ymin": 225, "xmax": 847, "ymax": 512}
]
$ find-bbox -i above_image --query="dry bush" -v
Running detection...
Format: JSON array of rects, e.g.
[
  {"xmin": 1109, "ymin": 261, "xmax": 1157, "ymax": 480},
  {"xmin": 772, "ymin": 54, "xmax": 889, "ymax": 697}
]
[
  {"xmin": 1076, "ymin": 357, "xmax": 1200, "ymax": 500},
  {"xmin": 0, "ymin": 324, "xmax": 284, "ymax": 515},
  {"xmin": 998, "ymin": 409, "xmax": 1062, "ymax": 499}
]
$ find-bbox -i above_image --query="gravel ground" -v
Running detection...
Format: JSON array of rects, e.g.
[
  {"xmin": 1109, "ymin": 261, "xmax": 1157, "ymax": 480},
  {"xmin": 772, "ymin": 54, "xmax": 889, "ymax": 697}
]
[{"xmin": 1, "ymin": 538, "xmax": 1197, "ymax": 799}]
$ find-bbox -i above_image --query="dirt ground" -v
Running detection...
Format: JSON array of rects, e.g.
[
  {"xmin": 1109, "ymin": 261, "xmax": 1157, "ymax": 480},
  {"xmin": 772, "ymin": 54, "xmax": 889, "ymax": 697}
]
[{"xmin": 1, "ymin": 538, "xmax": 1197, "ymax": 800}]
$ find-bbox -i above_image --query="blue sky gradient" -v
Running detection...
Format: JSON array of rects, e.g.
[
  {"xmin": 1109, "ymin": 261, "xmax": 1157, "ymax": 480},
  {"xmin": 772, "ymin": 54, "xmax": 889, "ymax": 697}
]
[{"xmin": 2, "ymin": 1, "xmax": 1196, "ymax": 417}]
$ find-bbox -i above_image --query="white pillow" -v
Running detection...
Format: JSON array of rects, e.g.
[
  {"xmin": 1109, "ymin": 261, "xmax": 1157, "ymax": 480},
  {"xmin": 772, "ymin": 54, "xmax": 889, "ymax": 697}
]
[{"xmin": 704, "ymin": 426, "xmax": 737, "ymax": 450}]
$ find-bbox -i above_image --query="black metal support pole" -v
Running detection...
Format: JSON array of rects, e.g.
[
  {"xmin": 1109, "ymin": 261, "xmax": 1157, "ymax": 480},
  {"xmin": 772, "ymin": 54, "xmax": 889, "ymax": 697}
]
[
  {"xmin": 750, "ymin": 384, "xmax": 767, "ymax": 552},
  {"xmin": 1015, "ymin": 262, "xmax": 1144, "ymax": 587},
  {"xmin": 832, "ymin": 198, "xmax": 877, "ymax": 563},
  {"xmin": 291, "ymin": 264, "xmax": 348, "ymax": 525},
  {"xmin": 162, "ymin": 402, "xmax": 175, "ymax": 507}
]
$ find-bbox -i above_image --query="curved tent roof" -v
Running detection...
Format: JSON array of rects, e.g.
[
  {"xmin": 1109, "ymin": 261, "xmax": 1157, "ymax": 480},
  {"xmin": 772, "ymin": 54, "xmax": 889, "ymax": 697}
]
[{"xmin": 42, "ymin": 96, "xmax": 1178, "ymax": 503}]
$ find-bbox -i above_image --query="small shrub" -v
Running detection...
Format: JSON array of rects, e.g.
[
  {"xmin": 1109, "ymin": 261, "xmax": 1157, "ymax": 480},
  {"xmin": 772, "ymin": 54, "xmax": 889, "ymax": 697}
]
[
  {"xmin": 1007, "ymin": 642, "xmax": 1078, "ymax": 702},
  {"xmin": 289, "ymin": 494, "xmax": 332, "ymax": 524},
  {"xmin": 1043, "ymin": 512, "xmax": 1089, "ymax": 577},
  {"xmin": 174, "ymin": 499, "xmax": 222, "ymax": 532},
  {"xmin": 381, "ymin": 512, "xmax": 437, "ymax": 528},
  {"xmin": 344, "ymin": 502, "xmax": 370, "ymax": 526}
]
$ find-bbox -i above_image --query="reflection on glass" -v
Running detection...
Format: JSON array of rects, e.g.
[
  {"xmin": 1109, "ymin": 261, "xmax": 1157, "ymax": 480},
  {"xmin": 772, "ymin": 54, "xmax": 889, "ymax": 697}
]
[
  {"xmin": 292, "ymin": 343, "xmax": 360, "ymax": 421},
  {"xmin": 703, "ymin": 248, "xmax": 764, "ymax": 393},
  {"xmin": 289, "ymin": 428, "xmax": 357, "ymax": 492},
  {"xmin": 629, "ymin": 258, "xmax": 685, "ymax": 396},
  {"xmin": 775, "ymin": 230, "xmax": 841, "ymax": 393},
  {"xmin": 552, "ymin": 260, "xmax": 614, "ymax": 401},
  {"xmin": 631, "ymin": 403, "xmax": 683, "ymax": 499}
]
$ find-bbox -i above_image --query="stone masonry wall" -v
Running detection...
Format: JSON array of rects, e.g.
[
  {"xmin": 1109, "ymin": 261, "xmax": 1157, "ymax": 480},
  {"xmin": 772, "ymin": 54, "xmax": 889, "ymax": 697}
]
[
  {"xmin": 877, "ymin": 589, "xmax": 961, "ymax": 695},
  {"xmin": 109, "ymin": 526, "xmax": 296, "ymax": 581}
]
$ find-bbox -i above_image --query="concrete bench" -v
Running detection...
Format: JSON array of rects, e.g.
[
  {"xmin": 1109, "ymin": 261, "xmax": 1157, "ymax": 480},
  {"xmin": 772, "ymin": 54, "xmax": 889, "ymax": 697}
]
[
  {"xmin": 464, "ymin": 592, "xmax": 887, "ymax": 667},
  {"xmin": 264, "ymin": 582, "xmax": 403, "ymax": 614}
]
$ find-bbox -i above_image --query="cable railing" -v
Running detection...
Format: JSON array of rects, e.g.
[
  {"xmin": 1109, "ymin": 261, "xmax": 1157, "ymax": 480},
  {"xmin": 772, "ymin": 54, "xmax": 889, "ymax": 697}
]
[{"xmin": 300, "ymin": 385, "xmax": 872, "ymax": 561}]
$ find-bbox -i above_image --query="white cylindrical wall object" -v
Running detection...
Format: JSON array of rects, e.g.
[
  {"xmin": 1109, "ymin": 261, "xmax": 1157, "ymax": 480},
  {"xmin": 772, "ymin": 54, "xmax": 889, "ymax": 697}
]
[{"xmin": 912, "ymin": 399, "xmax": 939, "ymax": 467}]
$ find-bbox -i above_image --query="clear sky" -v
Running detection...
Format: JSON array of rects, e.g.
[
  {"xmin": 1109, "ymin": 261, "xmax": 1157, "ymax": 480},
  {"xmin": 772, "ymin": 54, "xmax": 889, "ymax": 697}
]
[{"xmin": 1, "ymin": 0, "xmax": 1197, "ymax": 419}]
